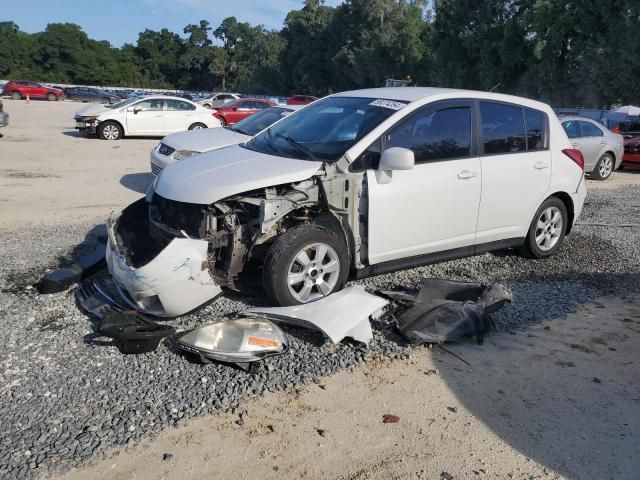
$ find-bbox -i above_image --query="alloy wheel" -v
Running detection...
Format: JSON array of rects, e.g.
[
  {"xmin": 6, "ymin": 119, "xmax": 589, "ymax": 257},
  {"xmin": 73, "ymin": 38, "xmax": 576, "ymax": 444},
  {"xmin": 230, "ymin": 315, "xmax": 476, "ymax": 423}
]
[
  {"xmin": 598, "ymin": 155, "xmax": 613, "ymax": 178},
  {"xmin": 286, "ymin": 242, "xmax": 340, "ymax": 303},
  {"xmin": 534, "ymin": 207, "xmax": 563, "ymax": 252},
  {"xmin": 102, "ymin": 124, "xmax": 120, "ymax": 140}
]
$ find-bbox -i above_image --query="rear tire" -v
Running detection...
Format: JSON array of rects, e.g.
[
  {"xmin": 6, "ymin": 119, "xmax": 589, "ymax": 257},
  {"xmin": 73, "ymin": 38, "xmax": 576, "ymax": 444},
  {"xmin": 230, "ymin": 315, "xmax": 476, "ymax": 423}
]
[
  {"xmin": 47, "ymin": 93, "xmax": 57, "ymax": 101},
  {"xmin": 519, "ymin": 197, "xmax": 568, "ymax": 259},
  {"xmin": 188, "ymin": 122, "xmax": 207, "ymax": 130},
  {"xmin": 11, "ymin": 91, "xmax": 22, "ymax": 100},
  {"xmin": 262, "ymin": 224, "xmax": 349, "ymax": 306},
  {"xmin": 98, "ymin": 121, "xmax": 123, "ymax": 140},
  {"xmin": 591, "ymin": 153, "xmax": 614, "ymax": 180}
]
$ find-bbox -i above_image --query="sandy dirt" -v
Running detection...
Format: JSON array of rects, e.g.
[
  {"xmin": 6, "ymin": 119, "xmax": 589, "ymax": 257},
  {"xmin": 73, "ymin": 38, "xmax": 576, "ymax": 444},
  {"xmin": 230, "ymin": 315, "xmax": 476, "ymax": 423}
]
[
  {"xmin": 57, "ymin": 297, "xmax": 640, "ymax": 480},
  {"xmin": 0, "ymin": 99, "xmax": 156, "ymax": 232},
  {"xmin": 1, "ymin": 99, "xmax": 639, "ymax": 480}
]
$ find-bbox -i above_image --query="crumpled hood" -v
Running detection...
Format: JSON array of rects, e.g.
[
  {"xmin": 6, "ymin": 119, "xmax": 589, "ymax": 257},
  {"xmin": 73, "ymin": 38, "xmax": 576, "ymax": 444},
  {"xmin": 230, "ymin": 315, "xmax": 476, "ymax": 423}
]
[
  {"xmin": 162, "ymin": 127, "xmax": 248, "ymax": 153},
  {"xmin": 155, "ymin": 144, "xmax": 323, "ymax": 204},
  {"xmin": 75, "ymin": 103, "xmax": 112, "ymax": 117}
]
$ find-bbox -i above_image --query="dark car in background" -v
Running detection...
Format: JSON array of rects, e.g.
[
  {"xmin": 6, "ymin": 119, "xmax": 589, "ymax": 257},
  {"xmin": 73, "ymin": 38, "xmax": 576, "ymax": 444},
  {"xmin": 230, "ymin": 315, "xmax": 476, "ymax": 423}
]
[
  {"xmin": 65, "ymin": 87, "xmax": 119, "ymax": 104},
  {"xmin": 2, "ymin": 80, "xmax": 64, "ymax": 101},
  {"xmin": 212, "ymin": 98, "xmax": 275, "ymax": 125}
]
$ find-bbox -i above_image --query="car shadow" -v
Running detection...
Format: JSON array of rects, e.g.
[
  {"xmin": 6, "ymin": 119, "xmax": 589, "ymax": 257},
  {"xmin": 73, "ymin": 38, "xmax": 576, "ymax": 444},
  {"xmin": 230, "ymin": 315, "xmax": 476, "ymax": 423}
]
[
  {"xmin": 435, "ymin": 271, "xmax": 640, "ymax": 480},
  {"xmin": 120, "ymin": 172, "xmax": 154, "ymax": 194},
  {"xmin": 62, "ymin": 130, "xmax": 91, "ymax": 138}
]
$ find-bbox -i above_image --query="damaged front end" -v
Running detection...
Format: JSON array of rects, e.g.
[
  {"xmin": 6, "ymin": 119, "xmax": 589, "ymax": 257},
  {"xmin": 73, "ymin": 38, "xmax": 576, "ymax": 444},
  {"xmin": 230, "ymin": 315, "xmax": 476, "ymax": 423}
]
[
  {"xmin": 106, "ymin": 199, "xmax": 222, "ymax": 317},
  {"xmin": 106, "ymin": 176, "xmax": 327, "ymax": 317}
]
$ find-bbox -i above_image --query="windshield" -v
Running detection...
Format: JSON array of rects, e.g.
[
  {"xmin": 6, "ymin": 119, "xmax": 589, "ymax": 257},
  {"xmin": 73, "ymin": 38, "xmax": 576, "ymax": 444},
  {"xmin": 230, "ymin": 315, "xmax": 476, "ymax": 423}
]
[
  {"xmin": 108, "ymin": 98, "xmax": 140, "ymax": 109},
  {"xmin": 231, "ymin": 107, "xmax": 293, "ymax": 136},
  {"xmin": 243, "ymin": 96, "xmax": 407, "ymax": 162}
]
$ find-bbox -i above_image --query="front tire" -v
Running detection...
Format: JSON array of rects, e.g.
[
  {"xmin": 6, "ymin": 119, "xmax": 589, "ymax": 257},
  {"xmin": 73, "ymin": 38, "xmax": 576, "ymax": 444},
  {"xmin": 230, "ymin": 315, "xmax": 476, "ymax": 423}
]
[
  {"xmin": 11, "ymin": 91, "xmax": 22, "ymax": 100},
  {"xmin": 520, "ymin": 197, "xmax": 568, "ymax": 259},
  {"xmin": 47, "ymin": 93, "xmax": 58, "ymax": 101},
  {"xmin": 592, "ymin": 153, "xmax": 614, "ymax": 180},
  {"xmin": 98, "ymin": 121, "xmax": 123, "ymax": 140},
  {"xmin": 262, "ymin": 224, "xmax": 349, "ymax": 306},
  {"xmin": 188, "ymin": 122, "xmax": 207, "ymax": 130}
]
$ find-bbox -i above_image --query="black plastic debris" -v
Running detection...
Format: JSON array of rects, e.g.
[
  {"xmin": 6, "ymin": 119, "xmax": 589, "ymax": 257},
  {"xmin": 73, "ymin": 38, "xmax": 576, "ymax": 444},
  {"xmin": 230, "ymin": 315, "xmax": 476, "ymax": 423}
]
[
  {"xmin": 379, "ymin": 278, "xmax": 511, "ymax": 345},
  {"xmin": 100, "ymin": 311, "xmax": 175, "ymax": 354},
  {"xmin": 38, "ymin": 242, "xmax": 106, "ymax": 294}
]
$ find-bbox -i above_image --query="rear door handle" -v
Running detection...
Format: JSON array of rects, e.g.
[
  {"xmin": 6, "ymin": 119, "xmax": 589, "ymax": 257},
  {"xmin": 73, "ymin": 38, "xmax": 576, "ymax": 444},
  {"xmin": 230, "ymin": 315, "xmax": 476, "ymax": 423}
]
[
  {"xmin": 457, "ymin": 170, "xmax": 477, "ymax": 179},
  {"xmin": 572, "ymin": 142, "xmax": 579, "ymax": 147},
  {"xmin": 534, "ymin": 161, "xmax": 549, "ymax": 170},
  {"xmin": 600, "ymin": 141, "xmax": 606, "ymax": 145}
]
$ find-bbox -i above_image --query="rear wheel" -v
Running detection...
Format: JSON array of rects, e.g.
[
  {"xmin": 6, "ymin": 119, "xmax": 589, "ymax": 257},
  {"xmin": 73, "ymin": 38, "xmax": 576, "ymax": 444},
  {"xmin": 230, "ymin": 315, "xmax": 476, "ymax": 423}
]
[
  {"xmin": 47, "ymin": 93, "xmax": 58, "ymax": 101},
  {"xmin": 188, "ymin": 122, "xmax": 207, "ymax": 130},
  {"xmin": 11, "ymin": 91, "xmax": 22, "ymax": 100},
  {"xmin": 98, "ymin": 121, "xmax": 123, "ymax": 140},
  {"xmin": 520, "ymin": 197, "xmax": 568, "ymax": 259},
  {"xmin": 592, "ymin": 153, "xmax": 614, "ymax": 180},
  {"xmin": 262, "ymin": 224, "xmax": 349, "ymax": 306}
]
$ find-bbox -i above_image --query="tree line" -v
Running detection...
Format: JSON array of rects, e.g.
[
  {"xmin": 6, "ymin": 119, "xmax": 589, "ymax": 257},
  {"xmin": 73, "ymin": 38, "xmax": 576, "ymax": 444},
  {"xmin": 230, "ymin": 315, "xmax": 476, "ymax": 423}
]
[{"xmin": 1, "ymin": 0, "xmax": 639, "ymax": 108}]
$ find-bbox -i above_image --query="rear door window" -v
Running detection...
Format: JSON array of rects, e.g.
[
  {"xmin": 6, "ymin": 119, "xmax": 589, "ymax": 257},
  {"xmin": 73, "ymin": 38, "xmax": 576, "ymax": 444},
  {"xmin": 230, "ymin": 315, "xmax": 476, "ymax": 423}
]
[
  {"xmin": 562, "ymin": 120, "xmax": 581, "ymax": 139},
  {"xmin": 166, "ymin": 99, "xmax": 195, "ymax": 111},
  {"xmin": 579, "ymin": 121, "xmax": 604, "ymax": 137},
  {"xmin": 385, "ymin": 105, "xmax": 472, "ymax": 163},
  {"xmin": 480, "ymin": 102, "xmax": 526, "ymax": 154}
]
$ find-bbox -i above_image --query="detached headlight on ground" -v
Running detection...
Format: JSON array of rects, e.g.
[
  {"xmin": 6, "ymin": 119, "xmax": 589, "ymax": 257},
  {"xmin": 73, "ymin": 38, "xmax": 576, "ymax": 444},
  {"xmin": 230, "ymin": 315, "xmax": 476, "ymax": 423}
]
[
  {"xmin": 176, "ymin": 317, "xmax": 289, "ymax": 365},
  {"xmin": 173, "ymin": 150, "xmax": 200, "ymax": 160}
]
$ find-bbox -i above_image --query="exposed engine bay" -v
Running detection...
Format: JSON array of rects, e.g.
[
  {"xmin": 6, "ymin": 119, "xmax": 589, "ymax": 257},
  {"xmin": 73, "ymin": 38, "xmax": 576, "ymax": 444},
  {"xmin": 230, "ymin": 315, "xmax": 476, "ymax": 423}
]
[{"xmin": 111, "ymin": 167, "xmax": 366, "ymax": 300}]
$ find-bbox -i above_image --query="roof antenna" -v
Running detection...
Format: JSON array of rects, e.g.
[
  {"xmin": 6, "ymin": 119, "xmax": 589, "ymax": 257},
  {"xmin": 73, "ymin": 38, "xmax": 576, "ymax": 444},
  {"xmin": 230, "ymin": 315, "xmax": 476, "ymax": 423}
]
[{"xmin": 489, "ymin": 83, "xmax": 501, "ymax": 92}]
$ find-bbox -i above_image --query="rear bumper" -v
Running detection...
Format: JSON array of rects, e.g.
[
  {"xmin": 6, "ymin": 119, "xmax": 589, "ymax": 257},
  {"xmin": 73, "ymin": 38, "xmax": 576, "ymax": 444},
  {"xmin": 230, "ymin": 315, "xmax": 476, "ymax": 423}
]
[
  {"xmin": 571, "ymin": 175, "xmax": 587, "ymax": 225},
  {"xmin": 105, "ymin": 210, "xmax": 221, "ymax": 317},
  {"xmin": 0, "ymin": 112, "xmax": 8, "ymax": 127},
  {"xmin": 622, "ymin": 152, "xmax": 640, "ymax": 165}
]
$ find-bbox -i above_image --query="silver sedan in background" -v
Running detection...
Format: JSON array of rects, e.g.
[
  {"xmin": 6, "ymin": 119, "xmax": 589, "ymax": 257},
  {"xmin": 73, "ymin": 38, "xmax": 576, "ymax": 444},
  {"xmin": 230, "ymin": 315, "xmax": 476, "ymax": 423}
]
[{"xmin": 560, "ymin": 116, "xmax": 624, "ymax": 180}]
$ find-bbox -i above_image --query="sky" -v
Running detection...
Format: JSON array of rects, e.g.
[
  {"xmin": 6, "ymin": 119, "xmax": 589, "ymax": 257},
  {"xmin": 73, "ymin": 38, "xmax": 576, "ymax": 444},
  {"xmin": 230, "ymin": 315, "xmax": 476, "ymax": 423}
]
[{"xmin": 1, "ymin": 0, "xmax": 343, "ymax": 47}]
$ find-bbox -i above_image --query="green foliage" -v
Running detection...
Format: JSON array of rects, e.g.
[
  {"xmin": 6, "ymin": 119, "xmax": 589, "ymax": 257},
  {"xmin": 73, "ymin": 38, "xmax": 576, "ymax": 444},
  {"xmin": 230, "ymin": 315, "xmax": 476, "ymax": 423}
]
[{"xmin": 0, "ymin": 2, "xmax": 638, "ymax": 106}]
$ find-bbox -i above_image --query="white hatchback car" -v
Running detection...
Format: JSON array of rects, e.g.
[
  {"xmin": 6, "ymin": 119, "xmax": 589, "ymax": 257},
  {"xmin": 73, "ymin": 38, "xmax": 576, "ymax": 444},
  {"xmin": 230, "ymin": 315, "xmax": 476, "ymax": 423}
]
[
  {"xmin": 74, "ymin": 96, "xmax": 222, "ymax": 140},
  {"xmin": 150, "ymin": 105, "xmax": 302, "ymax": 175},
  {"xmin": 106, "ymin": 87, "xmax": 587, "ymax": 316}
]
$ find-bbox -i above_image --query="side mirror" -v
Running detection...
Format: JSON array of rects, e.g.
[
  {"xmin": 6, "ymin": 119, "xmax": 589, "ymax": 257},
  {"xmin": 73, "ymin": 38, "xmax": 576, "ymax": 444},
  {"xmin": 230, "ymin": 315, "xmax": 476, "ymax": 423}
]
[
  {"xmin": 376, "ymin": 147, "xmax": 414, "ymax": 184},
  {"xmin": 232, "ymin": 106, "xmax": 238, "ymax": 111},
  {"xmin": 133, "ymin": 106, "xmax": 142, "ymax": 114}
]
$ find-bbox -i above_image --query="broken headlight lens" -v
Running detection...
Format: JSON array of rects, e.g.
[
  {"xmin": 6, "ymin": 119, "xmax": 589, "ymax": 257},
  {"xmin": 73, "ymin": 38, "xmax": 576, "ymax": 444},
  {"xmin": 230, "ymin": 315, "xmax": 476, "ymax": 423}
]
[
  {"xmin": 176, "ymin": 317, "xmax": 288, "ymax": 363},
  {"xmin": 173, "ymin": 150, "xmax": 200, "ymax": 160}
]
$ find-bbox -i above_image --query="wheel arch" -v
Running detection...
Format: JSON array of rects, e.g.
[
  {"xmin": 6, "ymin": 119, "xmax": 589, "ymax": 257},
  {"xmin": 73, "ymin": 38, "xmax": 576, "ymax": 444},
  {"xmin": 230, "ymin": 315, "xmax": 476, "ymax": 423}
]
[
  {"xmin": 548, "ymin": 191, "xmax": 575, "ymax": 235},
  {"xmin": 99, "ymin": 119, "xmax": 126, "ymax": 137}
]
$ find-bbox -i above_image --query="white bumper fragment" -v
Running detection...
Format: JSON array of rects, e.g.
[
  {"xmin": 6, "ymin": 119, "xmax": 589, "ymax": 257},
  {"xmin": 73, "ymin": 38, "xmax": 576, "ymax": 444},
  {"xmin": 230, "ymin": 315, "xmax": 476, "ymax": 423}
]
[{"xmin": 105, "ymin": 213, "xmax": 221, "ymax": 317}]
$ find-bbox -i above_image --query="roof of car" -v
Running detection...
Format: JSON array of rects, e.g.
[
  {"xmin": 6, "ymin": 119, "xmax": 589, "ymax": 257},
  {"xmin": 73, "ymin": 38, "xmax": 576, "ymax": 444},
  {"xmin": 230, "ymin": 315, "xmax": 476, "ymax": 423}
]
[
  {"xmin": 332, "ymin": 87, "xmax": 550, "ymax": 109},
  {"xmin": 557, "ymin": 115, "xmax": 600, "ymax": 123},
  {"xmin": 138, "ymin": 95, "xmax": 197, "ymax": 102}
]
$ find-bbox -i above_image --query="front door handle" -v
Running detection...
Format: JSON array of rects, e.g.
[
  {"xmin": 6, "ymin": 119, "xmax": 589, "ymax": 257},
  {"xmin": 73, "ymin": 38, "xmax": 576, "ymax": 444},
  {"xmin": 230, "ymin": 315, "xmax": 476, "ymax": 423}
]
[
  {"xmin": 572, "ymin": 142, "xmax": 579, "ymax": 147},
  {"xmin": 457, "ymin": 170, "xmax": 477, "ymax": 179},
  {"xmin": 534, "ymin": 161, "xmax": 549, "ymax": 170},
  {"xmin": 600, "ymin": 141, "xmax": 606, "ymax": 145}
]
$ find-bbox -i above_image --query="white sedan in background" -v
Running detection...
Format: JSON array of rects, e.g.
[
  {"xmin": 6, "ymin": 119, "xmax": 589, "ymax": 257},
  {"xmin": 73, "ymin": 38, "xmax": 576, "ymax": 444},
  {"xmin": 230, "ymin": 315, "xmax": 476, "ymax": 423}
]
[
  {"xmin": 150, "ymin": 105, "xmax": 301, "ymax": 175},
  {"xmin": 74, "ymin": 96, "xmax": 222, "ymax": 140}
]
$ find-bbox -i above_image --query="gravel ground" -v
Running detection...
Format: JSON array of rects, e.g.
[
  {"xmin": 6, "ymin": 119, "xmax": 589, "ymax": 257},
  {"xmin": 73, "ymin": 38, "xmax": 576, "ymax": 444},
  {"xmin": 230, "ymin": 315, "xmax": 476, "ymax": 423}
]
[{"xmin": 0, "ymin": 181, "xmax": 639, "ymax": 479}]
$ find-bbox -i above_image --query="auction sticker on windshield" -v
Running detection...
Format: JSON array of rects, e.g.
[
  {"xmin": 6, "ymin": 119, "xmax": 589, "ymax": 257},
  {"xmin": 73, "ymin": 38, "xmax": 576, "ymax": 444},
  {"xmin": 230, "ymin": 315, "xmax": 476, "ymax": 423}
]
[{"xmin": 369, "ymin": 99, "xmax": 406, "ymax": 110}]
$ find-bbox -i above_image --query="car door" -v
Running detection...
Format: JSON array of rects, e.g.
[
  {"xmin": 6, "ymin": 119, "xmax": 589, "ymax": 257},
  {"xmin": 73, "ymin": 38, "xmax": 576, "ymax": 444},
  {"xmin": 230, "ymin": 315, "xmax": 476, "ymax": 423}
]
[
  {"xmin": 475, "ymin": 102, "xmax": 551, "ymax": 244},
  {"xmin": 365, "ymin": 100, "xmax": 482, "ymax": 264},
  {"xmin": 125, "ymin": 99, "xmax": 165, "ymax": 135},
  {"xmin": 23, "ymin": 81, "xmax": 40, "ymax": 97},
  {"xmin": 164, "ymin": 99, "xmax": 197, "ymax": 133},
  {"xmin": 577, "ymin": 120, "xmax": 606, "ymax": 171},
  {"xmin": 229, "ymin": 101, "xmax": 255, "ymax": 124}
]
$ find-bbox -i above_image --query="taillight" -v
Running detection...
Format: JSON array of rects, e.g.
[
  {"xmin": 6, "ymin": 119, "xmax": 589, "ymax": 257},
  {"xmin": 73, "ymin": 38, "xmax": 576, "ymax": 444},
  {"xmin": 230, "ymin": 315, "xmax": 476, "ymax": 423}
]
[
  {"xmin": 0, "ymin": 103, "xmax": 3, "ymax": 113},
  {"xmin": 562, "ymin": 148, "xmax": 584, "ymax": 171}
]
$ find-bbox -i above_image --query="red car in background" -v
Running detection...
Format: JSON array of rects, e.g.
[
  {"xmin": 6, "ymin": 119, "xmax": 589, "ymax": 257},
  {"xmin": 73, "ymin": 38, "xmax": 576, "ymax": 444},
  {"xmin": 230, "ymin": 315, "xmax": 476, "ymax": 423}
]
[
  {"xmin": 622, "ymin": 137, "xmax": 640, "ymax": 167},
  {"xmin": 286, "ymin": 95, "xmax": 318, "ymax": 105},
  {"xmin": 212, "ymin": 98, "xmax": 275, "ymax": 125},
  {"xmin": 2, "ymin": 80, "xmax": 65, "ymax": 101}
]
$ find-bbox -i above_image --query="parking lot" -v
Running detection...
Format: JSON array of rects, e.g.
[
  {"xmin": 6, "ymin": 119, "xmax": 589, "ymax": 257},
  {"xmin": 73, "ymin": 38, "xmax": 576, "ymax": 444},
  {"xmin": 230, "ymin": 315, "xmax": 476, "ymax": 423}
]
[{"xmin": 1, "ymin": 99, "xmax": 640, "ymax": 479}]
